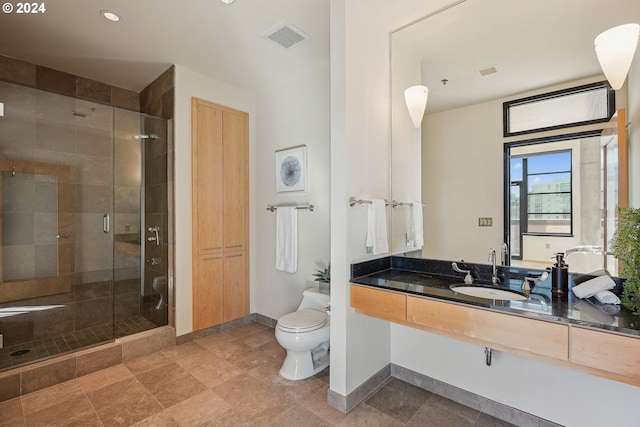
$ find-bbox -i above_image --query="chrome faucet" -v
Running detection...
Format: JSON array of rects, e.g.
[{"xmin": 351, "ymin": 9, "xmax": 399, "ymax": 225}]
[{"xmin": 488, "ymin": 248, "xmax": 499, "ymax": 284}]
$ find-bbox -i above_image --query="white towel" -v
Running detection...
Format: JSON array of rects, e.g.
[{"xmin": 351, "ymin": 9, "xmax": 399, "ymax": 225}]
[
  {"xmin": 411, "ymin": 201, "xmax": 424, "ymax": 247},
  {"xmin": 594, "ymin": 290, "xmax": 620, "ymax": 305},
  {"xmin": 366, "ymin": 199, "xmax": 389, "ymax": 255},
  {"xmin": 571, "ymin": 274, "xmax": 616, "ymax": 299},
  {"xmin": 276, "ymin": 206, "xmax": 298, "ymax": 273}
]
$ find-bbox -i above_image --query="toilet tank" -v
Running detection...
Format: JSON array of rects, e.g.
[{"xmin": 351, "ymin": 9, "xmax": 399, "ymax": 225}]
[{"xmin": 298, "ymin": 285, "xmax": 331, "ymax": 311}]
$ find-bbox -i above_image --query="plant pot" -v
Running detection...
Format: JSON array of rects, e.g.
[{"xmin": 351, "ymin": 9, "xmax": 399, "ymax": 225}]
[{"xmin": 318, "ymin": 281, "xmax": 330, "ymax": 295}]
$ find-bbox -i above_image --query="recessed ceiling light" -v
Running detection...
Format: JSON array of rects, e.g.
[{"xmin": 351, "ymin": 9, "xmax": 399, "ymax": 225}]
[
  {"xmin": 220, "ymin": 0, "xmax": 234, "ymax": 4},
  {"xmin": 100, "ymin": 10, "xmax": 121, "ymax": 22}
]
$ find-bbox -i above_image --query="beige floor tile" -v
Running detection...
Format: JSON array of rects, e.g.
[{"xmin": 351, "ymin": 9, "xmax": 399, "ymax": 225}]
[
  {"xmin": 223, "ymin": 323, "xmax": 268, "ymax": 339},
  {"xmin": 0, "ymin": 398, "xmax": 26, "ymax": 427},
  {"xmin": 131, "ymin": 411, "xmax": 178, "ymax": 427},
  {"xmin": 176, "ymin": 353, "xmax": 245, "ymax": 388},
  {"xmin": 238, "ymin": 328, "xmax": 277, "ymax": 348},
  {"xmin": 194, "ymin": 332, "xmax": 239, "ymax": 350},
  {"xmin": 406, "ymin": 400, "xmax": 475, "ymax": 427},
  {"xmin": 94, "ymin": 390, "xmax": 163, "ymax": 427},
  {"xmin": 21, "ymin": 381, "xmax": 85, "ymax": 415},
  {"xmin": 135, "ymin": 361, "xmax": 207, "ymax": 408},
  {"xmin": 198, "ymin": 407, "xmax": 253, "ymax": 427},
  {"xmin": 162, "ymin": 341, "xmax": 209, "ymax": 362},
  {"xmin": 212, "ymin": 373, "xmax": 294, "ymax": 418},
  {"xmin": 231, "ymin": 347, "xmax": 281, "ymax": 371},
  {"xmin": 265, "ymin": 404, "xmax": 333, "ymax": 427},
  {"xmin": 300, "ymin": 386, "xmax": 348, "ymax": 426},
  {"xmin": 336, "ymin": 403, "xmax": 405, "ymax": 427},
  {"xmin": 75, "ymin": 364, "xmax": 134, "ymax": 393},
  {"xmin": 205, "ymin": 339, "xmax": 255, "ymax": 361},
  {"xmin": 124, "ymin": 351, "xmax": 173, "ymax": 376},
  {"xmin": 86, "ymin": 377, "xmax": 153, "ymax": 410},
  {"xmin": 25, "ymin": 395, "xmax": 96, "ymax": 427},
  {"xmin": 155, "ymin": 389, "xmax": 232, "ymax": 427}
]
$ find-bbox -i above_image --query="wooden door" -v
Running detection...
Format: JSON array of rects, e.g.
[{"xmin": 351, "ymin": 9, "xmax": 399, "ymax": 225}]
[
  {"xmin": 193, "ymin": 254, "xmax": 224, "ymax": 329},
  {"xmin": 222, "ymin": 111, "xmax": 249, "ymax": 253},
  {"xmin": 192, "ymin": 101, "xmax": 224, "ymax": 255},
  {"xmin": 223, "ymin": 251, "xmax": 248, "ymax": 322}
]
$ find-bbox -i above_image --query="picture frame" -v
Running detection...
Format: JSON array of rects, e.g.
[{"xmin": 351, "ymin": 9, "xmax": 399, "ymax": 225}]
[{"xmin": 275, "ymin": 145, "xmax": 307, "ymax": 193}]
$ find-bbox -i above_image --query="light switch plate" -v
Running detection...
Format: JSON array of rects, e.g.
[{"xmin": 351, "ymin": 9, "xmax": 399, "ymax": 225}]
[{"xmin": 478, "ymin": 217, "xmax": 493, "ymax": 227}]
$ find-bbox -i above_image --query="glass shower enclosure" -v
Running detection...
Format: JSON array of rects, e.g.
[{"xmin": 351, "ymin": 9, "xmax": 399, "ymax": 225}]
[{"xmin": 0, "ymin": 81, "xmax": 169, "ymax": 370}]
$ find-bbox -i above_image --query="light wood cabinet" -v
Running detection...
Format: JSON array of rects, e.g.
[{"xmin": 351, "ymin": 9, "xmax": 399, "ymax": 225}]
[
  {"xmin": 351, "ymin": 285, "xmax": 406, "ymax": 322},
  {"xmin": 570, "ymin": 326, "xmax": 640, "ymax": 386},
  {"xmin": 192, "ymin": 98, "xmax": 249, "ymax": 330},
  {"xmin": 350, "ymin": 283, "xmax": 640, "ymax": 387},
  {"xmin": 407, "ymin": 296, "xmax": 569, "ymax": 361}
]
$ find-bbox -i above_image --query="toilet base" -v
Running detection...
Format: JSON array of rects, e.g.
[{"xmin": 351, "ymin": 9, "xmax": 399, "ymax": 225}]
[{"xmin": 279, "ymin": 344, "xmax": 329, "ymax": 380}]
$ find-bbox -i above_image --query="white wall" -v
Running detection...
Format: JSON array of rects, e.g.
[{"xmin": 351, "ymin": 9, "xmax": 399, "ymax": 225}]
[
  {"xmin": 391, "ymin": 324, "xmax": 640, "ymax": 426},
  {"xmin": 253, "ymin": 62, "xmax": 331, "ymax": 319},
  {"xmin": 173, "ymin": 65, "xmax": 257, "ymax": 336},
  {"xmin": 629, "ymin": 49, "xmax": 640, "ymax": 208},
  {"xmin": 329, "ymin": 0, "xmax": 393, "ymax": 397}
]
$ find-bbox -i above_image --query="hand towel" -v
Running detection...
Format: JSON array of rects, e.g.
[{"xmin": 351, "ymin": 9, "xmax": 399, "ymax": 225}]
[
  {"xmin": 276, "ymin": 206, "xmax": 298, "ymax": 273},
  {"xmin": 571, "ymin": 274, "xmax": 616, "ymax": 299},
  {"xmin": 411, "ymin": 200, "xmax": 424, "ymax": 247},
  {"xmin": 366, "ymin": 199, "xmax": 389, "ymax": 255},
  {"xmin": 594, "ymin": 290, "xmax": 620, "ymax": 305},
  {"xmin": 574, "ymin": 299, "xmax": 615, "ymax": 325}
]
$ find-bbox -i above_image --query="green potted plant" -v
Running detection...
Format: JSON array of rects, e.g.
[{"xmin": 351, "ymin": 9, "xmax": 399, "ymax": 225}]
[
  {"xmin": 611, "ymin": 207, "xmax": 640, "ymax": 313},
  {"xmin": 313, "ymin": 264, "xmax": 331, "ymax": 295}
]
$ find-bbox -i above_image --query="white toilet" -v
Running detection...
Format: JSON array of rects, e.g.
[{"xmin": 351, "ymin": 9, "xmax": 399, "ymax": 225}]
[{"xmin": 275, "ymin": 285, "xmax": 330, "ymax": 380}]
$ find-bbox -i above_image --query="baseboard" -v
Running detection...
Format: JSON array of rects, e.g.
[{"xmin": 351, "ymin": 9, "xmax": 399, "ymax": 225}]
[
  {"xmin": 327, "ymin": 364, "xmax": 391, "ymax": 413},
  {"xmin": 327, "ymin": 363, "xmax": 559, "ymax": 426},
  {"xmin": 175, "ymin": 313, "xmax": 277, "ymax": 345}
]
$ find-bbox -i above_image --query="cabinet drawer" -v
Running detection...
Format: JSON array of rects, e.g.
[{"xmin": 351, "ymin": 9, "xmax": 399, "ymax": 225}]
[
  {"xmin": 570, "ymin": 327, "xmax": 640, "ymax": 381},
  {"xmin": 407, "ymin": 296, "xmax": 569, "ymax": 360},
  {"xmin": 351, "ymin": 285, "xmax": 406, "ymax": 323}
]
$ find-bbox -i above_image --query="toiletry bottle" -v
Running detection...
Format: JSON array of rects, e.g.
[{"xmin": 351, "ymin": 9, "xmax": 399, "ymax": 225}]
[{"xmin": 551, "ymin": 252, "xmax": 568, "ymax": 295}]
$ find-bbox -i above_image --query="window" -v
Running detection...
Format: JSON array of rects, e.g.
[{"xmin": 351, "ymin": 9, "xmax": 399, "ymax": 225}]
[
  {"xmin": 503, "ymin": 81, "xmax": 615, "ymax": 137},
  {"xmin": 512, "ymin": 151, "xmax": 572, "ymax": 235}
]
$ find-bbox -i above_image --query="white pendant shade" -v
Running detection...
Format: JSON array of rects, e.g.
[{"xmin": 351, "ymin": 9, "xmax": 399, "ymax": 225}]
[
  {"xmin": 595, "ymin": 23, "xmax": 639, "ymax": 90},
  {"xmin": 404, "ymin": 85, "xmax": 429, "ymax": 128}
]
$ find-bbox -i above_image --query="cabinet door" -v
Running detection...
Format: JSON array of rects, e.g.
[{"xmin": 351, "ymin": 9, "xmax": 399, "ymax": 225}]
[
  {"xmin": 407, "ymin": 296, "xmax": 569, "ymax": 360},
  {"xmin": 222, "ymin": 111, "xmax": 249, "ymax": 253},
  {"xmin": 193, "ymin": 101, "xmax": 224, "ymax": 255},
  {"xmin": 570, "ymin": 327, "xmax": 640, "ymax": 385},
  {"xmin": 193, "ymin": 254, "xmax": 224, "ymax": 329},
  {"xmin": 223, "ymin": 251, "xmax": 248, "ymax": 322},
  {"xmin": 351, "ymin": 285, "xmax": 407, "ymax": 323}
]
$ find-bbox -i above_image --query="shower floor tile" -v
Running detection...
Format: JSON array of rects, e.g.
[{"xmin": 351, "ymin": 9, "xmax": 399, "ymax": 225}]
[{"xmin": 0, "ymin": 315, "xmax": 158, "ymax": 371}]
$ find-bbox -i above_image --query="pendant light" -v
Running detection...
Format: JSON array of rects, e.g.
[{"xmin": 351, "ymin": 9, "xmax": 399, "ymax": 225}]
[
  {"xmin": 594, "ymin": 23, "xmax": 639, "ymax": 90},
  {"xmin": 404, "ymin": 85, "xmax": 429, "ymax": 128}
]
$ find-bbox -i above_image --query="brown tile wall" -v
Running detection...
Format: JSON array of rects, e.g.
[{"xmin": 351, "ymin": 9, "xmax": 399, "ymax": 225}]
[
  {"xmin": 139, "ymin": 66, "xmax": 175, "ymax": 329},
  {"xmin": 0, "ymin": 55, "xmax": 140, "ymax": 112}
]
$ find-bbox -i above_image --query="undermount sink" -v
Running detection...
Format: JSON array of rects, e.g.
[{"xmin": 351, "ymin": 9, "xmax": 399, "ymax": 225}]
[{"xmin": 449, "ymin": 284, "xmax": 528, "ymax": 301}]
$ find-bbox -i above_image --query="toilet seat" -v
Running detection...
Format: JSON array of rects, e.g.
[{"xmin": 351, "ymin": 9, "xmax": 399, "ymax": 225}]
[{"xmin": 277, "ymin": 308, "xmax": 328, "ymax": 333}]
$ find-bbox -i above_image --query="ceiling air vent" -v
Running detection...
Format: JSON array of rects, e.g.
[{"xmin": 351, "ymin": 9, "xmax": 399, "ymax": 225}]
[
  {"xmin": 477, "ymin": 66, "xmax": 498, "ymax": 77},
  {"xmin": 263, "ymin": 22, "xmax": 310, "ymax": 50}
]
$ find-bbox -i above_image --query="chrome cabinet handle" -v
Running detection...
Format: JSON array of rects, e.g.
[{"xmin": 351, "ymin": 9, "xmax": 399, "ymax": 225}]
[
  {"xmin": 103, "ymin": 214, "xmax": 110, "ymax": 233},
  {"xmin": 56, "ymin": 234, "xmax": 69, "ymax": 239}
]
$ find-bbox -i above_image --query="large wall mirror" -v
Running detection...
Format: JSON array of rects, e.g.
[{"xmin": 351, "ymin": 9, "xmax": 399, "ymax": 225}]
[{"xmin": 390, "ymin": 0, "xmax": 639, "ymax": 273}]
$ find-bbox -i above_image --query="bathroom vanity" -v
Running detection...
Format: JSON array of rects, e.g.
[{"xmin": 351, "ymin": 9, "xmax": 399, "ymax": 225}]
[{"xmin": 350, "ymin": 256, "xmax": 640, "ymax": 387}]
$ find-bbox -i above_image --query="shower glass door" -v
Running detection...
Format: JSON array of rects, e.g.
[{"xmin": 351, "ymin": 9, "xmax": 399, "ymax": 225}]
[{"xmin": 0, "ymin": 81, "xmax": 167, "ymax": 371}]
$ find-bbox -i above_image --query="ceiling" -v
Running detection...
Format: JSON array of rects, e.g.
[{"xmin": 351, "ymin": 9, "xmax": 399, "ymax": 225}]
[
  {"xmin": 393, "ymin": 0, "xmax": 640, "ymax": 114},
  {"xmin": 0, "ymin": 0, "xmax": 331, "ymax": 92},
  {"xmin": 0, "ymin": 0, "xmax": 637, "ymax": 107}
]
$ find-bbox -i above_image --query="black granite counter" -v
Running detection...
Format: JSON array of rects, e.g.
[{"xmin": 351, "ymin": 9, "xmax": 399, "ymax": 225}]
[{"xmin": 351, "ymin": 256, "xmax": 640, "ymax": 337}]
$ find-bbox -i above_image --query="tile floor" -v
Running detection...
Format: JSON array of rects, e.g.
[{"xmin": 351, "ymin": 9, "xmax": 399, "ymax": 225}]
[{"xmin": 0, "ymin": 322, "xmax": 516, "ymax": 427}]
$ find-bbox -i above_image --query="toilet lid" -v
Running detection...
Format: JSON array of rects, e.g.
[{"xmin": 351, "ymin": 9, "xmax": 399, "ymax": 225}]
[{"xmin": 278, "ymin": 308, "xmax": 327, "ymax": 332}]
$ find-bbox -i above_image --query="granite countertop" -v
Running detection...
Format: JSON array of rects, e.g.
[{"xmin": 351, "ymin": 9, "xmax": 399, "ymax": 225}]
[{"xmin": 351, "ymin": 256, "xmax": 640, "ymax": 337}]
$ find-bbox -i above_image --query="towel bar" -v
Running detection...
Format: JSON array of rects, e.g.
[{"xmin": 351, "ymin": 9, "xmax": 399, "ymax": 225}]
[
  {"xmin": 348, "ymin": 197, "xmax": 393, "ymax": 207},
  {"xmin": 267, "ymin": 204, "xmax": 314, "ymax": 212}
]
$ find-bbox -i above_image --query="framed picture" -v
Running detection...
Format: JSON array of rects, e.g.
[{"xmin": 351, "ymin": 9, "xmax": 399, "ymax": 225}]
[{"xmin": 275, "ymin": 145, "xmax": 307, "ymax": 193}]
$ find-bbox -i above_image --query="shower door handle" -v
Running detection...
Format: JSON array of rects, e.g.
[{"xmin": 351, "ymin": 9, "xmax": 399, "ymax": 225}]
[{"xmin": 103, "ymin": 214, "xmax": 110, "ymax": 234}]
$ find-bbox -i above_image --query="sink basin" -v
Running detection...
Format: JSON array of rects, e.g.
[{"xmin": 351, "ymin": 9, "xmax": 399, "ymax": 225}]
[{"xmin": 449, "ymin": 284, "xmax": 528, "ymax": 301}]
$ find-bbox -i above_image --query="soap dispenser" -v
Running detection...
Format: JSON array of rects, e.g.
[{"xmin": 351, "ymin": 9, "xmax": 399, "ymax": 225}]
[{"xmin": 551, "ymin": 252, "xmax": 569, "ymax": 295}]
